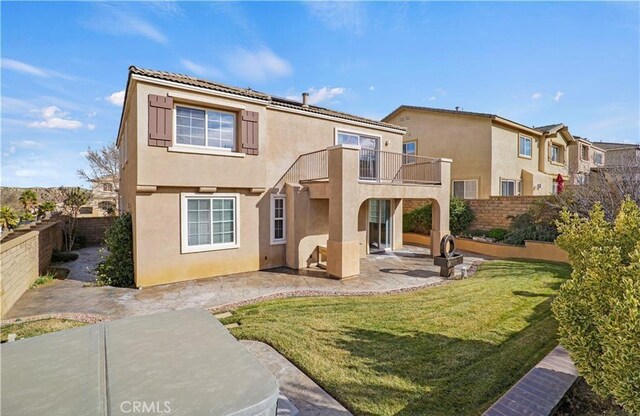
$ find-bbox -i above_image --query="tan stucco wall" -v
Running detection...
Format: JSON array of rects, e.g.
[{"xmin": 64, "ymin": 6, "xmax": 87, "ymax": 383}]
[
  {"xmin": 387, "ymin": 110, "xmax": 493, "ymax": 198},
  {"xmin": 125, "ymin": 79, "xmax": 413, "ymax": 286},
  {"xmin": 490, "ymin": 125, "xmax": 542, "ymax": 196}
]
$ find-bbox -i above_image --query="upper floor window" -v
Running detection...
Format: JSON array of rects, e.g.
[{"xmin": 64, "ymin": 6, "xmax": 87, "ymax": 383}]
[
  {"xmin": 519, "ymin": 135, "xmax": 532, "ymax": 158},
  {"xmin": 403, "ymin": 141, "xmax": 416, "ymax": 164},
  {"xmin": 452, "ymin": 179, "xmax": 477, "ymax": 199},
  {"xmin": 550, "ymin": 144, "xmax": 562, "ymax": 163},
  {"xmin": 103, "ymin": 183, "xmax": 113, "ymax": 192},
  {"xmin": 594, "ymin": 152, "xmax": 604, "ymax": 166},
  {"xmin": 581, "ymin": 144, "xmax": 589, "ymax": 161},
  {"xmin": 176, "ymin": 106, "xmax": 236, "ymax": 151}
]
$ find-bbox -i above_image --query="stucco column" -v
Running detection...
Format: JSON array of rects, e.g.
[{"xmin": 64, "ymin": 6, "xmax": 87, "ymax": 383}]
[
  {"xmin": 392, "ymin": 199, "xmax": 403, "ymax": 250},
  {"xmin": 284, "ymin": 184, "xmax": 299, "ymax": 269},
  {"xmin": 431, "ymin": 159, "xmax": 452, "ymax": 257},
  {"xmin": 327, "ymin": 144, "xmax": 361, "ymax": 278}
]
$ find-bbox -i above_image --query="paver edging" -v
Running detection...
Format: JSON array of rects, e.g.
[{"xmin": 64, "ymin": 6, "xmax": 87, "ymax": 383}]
[
  {"xmin": 209, "ymin": 259, "xmax": 484, "ymax": 314},
  {"xmin": 1, "ymin": 312, "xmax": 111, "ymax": 326}
]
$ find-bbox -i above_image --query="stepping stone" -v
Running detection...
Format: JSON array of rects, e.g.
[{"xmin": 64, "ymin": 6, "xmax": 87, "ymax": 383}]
[
  {"xmin": 224, "ymin": 322, "xmax": 240, "ymax": 329},
  {"xmin": 214, "ymin": 312, "xmax": 233, "ymax": 319}
]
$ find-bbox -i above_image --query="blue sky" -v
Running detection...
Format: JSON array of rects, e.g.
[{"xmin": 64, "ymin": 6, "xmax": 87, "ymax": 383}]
[{"xmin": 2, "ymin": 1, "xmax": 639, "ymax": 187}]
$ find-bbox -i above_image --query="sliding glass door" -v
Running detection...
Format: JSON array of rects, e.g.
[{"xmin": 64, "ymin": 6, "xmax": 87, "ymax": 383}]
[{"xmin": 368, "ymin": 199, "xmax": 391, "ymax": 253}]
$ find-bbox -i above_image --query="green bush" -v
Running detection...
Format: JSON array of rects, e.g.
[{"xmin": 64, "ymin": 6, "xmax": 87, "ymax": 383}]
[
  {"xmin": 52, "ymin": 251, "xmax": 79, "ymax": 262},
  {"xmin": 0, "ymin": 206, "xmax": 20, "ymax": 230},
  {"xmin": 487, "ymin": 228, "xmax": 508, "ymax": 241},
  {"xmin": 552, "ymin": 199, "xmax": 640, "ymax": 414},
  {"xmin": 502, "ymin": 212, "xmax": 558, "ymax": 245},
  {"xmin": 19, "ymin": 211, "xmax": 35, "ymax": 223},
  {"xmin": 72, "ymin": 234, "xmax": 87, "ymax": 250},
  {"xmin": 96, "ymin": 213, "xmax": 133, "ymax": 287},
  {"xmin": 402, "ymin": 198, "xmax": 475, "ymax": 236}
]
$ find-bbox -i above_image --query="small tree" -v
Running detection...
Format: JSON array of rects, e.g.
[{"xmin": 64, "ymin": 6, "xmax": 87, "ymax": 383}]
[
  {"xmin": 0, "ymin": 206, "xmax": 20, "ymax": 231},
  {"xmin": 402, "ymin": 197, "xmax": 475, "ymax": 235},
  {"xmin": 59, "ymin": 187, "xmax": 91, "ymax": 252},
  {"xmin": 37, "ymin": 201, "xmax": 57, "ymax": 219},
  {"xmin": 96, "ymin": 212, "xmax": 134, "ymax": 287},
  {"xmin": 77, "ymin": 143, "xmax": 120, "ymax": 210},
  {"xmin": 552, "ymin": 199, "xmax": 640, "ymax": 413},
  {"xmin": 19, "ymin": 189, "xmax": 38, "ymax": 214}
]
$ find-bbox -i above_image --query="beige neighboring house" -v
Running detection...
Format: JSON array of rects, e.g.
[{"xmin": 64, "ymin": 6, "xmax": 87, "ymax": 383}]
[
  {"xmin": 79, "ymin": 177, "xmax": 118, "ymax": 217},
  {"xmin": 593, "ymin": 141, "xmax": 640, "ymax": 168},
  {"xmin": 567, "ymin": 136, "xmax": 605, "ymax": 185},
  {"xmin": 117, "ymin": 67, "xmax": 452, "ymax": 287},
  {"xmin": 382, "ymin": 106, "xmax": 574, "ymax": 199}
]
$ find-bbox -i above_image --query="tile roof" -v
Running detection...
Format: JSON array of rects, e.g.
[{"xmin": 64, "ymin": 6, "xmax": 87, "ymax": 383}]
[
  {"xmin": 593, "ymin": 141, "xmax": 640, "ymax": 150},
  {"xmin": 129, "ymin": 66, "xmax": 404, "ymax": 131},
  {"xmin": 382, "ymin": 105, "xmax": 495, "ymax": 121},
  {"xmin": 533, "ymin": 124, "xmax": 565, "ymax": 134}
]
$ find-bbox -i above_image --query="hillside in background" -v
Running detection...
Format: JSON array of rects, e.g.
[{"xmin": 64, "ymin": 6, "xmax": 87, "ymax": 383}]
[{"xmin": 0, "ymin": 187, "xmax": 89, "ymax": 211}]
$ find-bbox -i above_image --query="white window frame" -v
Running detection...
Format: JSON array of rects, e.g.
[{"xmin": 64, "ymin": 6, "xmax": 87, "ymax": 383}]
[
  {"xmin": 180, "ymin": 193, "xmax": 240, "ymax": 254},
  {"xmin": 174, "ymin": 104, "xmax": 237, "ymax": 152},
  {"xmin": 452, "ymin": 179, "xmax": 478, "ymax": 199},
  {"xmin": 594, "ymin": 151, "xmax": 603, "ymax": 166},
  {"xmin": 403, "ymin": 141, "xmax": 417, "ymax": 164},
  {"xmin": 550, "ymin": 144, "xmax": 562, "ymax": 163},
  {"xmin": 500, "ymin": 179, "xmax": 517, "ymax": 196},
  {"xmin": 270, "ymin": 194, "xmax": 286, "ymax": 245},
  {"xmin": 519, "ymin": 135, "xmax": 532, "ymax": 158}
]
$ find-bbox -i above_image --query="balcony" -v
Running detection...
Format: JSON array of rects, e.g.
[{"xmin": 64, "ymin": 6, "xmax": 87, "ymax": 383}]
[{"xmin": 276, "ymin": 146, "xmax": 443, "ymax": 189}]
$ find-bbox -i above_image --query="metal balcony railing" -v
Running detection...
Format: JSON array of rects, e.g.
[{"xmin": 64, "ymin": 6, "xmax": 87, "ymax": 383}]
[
  {"xmin": 275, "ymin": 149, "xmax": 328, "ymax": 190},
  {"xmin": 359, "ymin": 149, "xmax": 442, "ymax": 184}
]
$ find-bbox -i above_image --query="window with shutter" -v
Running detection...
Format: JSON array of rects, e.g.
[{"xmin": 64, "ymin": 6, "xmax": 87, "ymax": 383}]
[{"xmin": 148, "ymin": 95, "xmax": 173, "ymax": 148}]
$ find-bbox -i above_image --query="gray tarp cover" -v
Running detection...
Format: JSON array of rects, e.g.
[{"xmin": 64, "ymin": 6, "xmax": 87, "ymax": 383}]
[{"xmin": 1, "ymin": 308, "xmax": 279, "ymax": 415}]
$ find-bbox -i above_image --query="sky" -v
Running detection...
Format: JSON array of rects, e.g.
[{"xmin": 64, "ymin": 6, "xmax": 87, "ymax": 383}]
[{"xmin": 1, "ymin": 1, "xmax": 639, "ymax": 187}]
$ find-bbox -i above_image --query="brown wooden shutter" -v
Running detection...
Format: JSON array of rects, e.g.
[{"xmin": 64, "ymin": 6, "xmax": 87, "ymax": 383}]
[
  {"xmin": 148, "ymin": 95, "xmax": 173, "ymax": 148},
  {"xmin": 240, "ymin": 110, "xmax": 259, "ymax": 155}
]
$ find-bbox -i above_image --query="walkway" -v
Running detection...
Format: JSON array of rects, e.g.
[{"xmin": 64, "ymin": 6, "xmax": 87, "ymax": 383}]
[{"xmin": 4, "ymin": 245, "xmax": 484, "ymax": 320}]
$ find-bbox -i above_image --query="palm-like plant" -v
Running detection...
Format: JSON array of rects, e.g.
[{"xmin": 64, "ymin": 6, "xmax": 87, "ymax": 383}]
[
  {"xmin": 0, "ymin": 206, "xmax": 20, "ymax": 231},
  {"xmin": 19, "ymin": 190, "xmax": 38, "ymax": 213}
]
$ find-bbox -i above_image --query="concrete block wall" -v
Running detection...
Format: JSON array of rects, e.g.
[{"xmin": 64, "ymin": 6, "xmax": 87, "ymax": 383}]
[
  {"xmin": 0, "ymin": 221, "xmax": 63, "ymax": 317},
  {"xmin": 75, "ymin": 216, "xmax": 116, "ymax": 245},
  {"xmin": 403, "ymin": 196, "xmax": 542, "ymax": 231}
]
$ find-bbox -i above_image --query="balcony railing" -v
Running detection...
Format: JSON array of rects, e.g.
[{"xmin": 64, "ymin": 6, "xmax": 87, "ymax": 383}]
[
  {"xmin": 359, "ymin": 149, "xmax": 442, "ymax": 184},
  {"xmin": 275, "ymin": 147, "xmax": 442, "ymax": 190}
]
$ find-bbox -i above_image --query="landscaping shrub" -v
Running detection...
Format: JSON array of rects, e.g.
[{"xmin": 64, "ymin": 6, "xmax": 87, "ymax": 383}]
[
  {"xmin": 0, "ymin": 206, "xmax": 20, "ymax": 230},
  {"xmin": 402, "ymin": 197, "xmax": 475, "ymax": 235},
  {"xmin": 552, "ymin": 199, "xmax": 640, "ymax": 414},
  {"xmin": 502, "ymin": 212, "xmax": 558, "ymax": 245},
  {"xmin": 52, "ymin": 251, "xmax": 79, "ymax": 263},
  {"xmin": 487, "ymin": 228, "xmax": 508, "ymax": 241},
  {"xmin": 96, "ymin": 212, "xmax": 133, "ymax": 287}
]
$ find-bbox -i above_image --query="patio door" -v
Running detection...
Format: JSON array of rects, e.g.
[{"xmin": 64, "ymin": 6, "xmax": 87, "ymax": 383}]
[
  {"xmin": 359, "ymin": 136, "xmax": 379, "ymax": 181},
  {"xmin": 369, "ymin": 199, "xmax": 391, "ymax": 253}
]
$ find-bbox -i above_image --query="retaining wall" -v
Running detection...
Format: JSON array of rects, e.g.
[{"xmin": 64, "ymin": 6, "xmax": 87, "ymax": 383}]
[
  {"xmin": 75, "ymin": 216, "xmax": 116, "ymax": 245},
  {"xmin": 0, "ymin": 221, "xmax": 63, "ymax": 316},
  {"xmin": 404, "ymin": 232, "xmax": 568, "ymax": 263}
]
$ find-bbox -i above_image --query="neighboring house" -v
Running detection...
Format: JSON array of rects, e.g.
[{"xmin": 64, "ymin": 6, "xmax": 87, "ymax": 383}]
[
  {"xmin": 78, "ymin": 177, "xmax": 118, "ymax": 217},
  {"xmin": 593, "ymin": 142, "xmax": 640, "ymax": 169},
  {"xmin": 117, "ymin": 67, "xmax": 451, "ymax": 287},
  {"xmin": 383, "ymin": 106, "xmax": 573, "ymax": 199},
  {"xmin": 567, "ymin": 136, "xmax": 605, "ymax": 185}
]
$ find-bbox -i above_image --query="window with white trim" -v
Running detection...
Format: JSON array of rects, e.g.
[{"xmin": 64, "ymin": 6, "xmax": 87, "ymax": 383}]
[
  {"xmin": 270, "ymin": 194, "xmax": 286, "ymax": 244},
  {"xmin": 176, "ymin": 106, "xmax": 236, "ymax": 151},
  {"xmin": 403, "ymin": 141, "xmax": 416, "ymax": 164},
  {"xmin": 594, "ymin": 151, "xmax": 603, "ymax": 165},
  {"xmin": 550, "ymin": 144, "xmax": 562, "ymax": 163},
  {"xmin": 182, "ymin": 194, "xmax": 239, "ymax": 253},
  {"xmin": 500, "ymin": 179, "xmax": 517, "ymax": 196},
  {"xmin": 452, "ymin": 179, "xmax": 478, "ymax": 199},
  {"xmin": 519, "ymin": 135, "xmax": 532, "ymax": 158}
]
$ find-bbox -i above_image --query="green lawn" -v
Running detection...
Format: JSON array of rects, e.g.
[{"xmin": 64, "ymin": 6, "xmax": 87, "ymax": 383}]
[
  {"xmin": 225, "ymin": 260, "xmax": 571, "ymax": 416},
  {"xmin": 0, "ymin": 319, "xmax": 86, "ymax": 343}
]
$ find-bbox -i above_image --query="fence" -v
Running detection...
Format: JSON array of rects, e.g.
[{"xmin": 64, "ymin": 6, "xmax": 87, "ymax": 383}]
[{"xmin": 359, "ymin": 149, "xmax": 442, "ymax": 184}]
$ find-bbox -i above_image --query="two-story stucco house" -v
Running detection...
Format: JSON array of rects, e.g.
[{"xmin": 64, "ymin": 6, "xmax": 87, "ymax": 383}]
[
  {"xmin": 567, "ymin": 136, "xmax": 605, "ymax": 185},
  {"xmin": 117, "ymin": 67, "xmax": 452, "ymax": 287},
  {"xmin": 382, "ymin": 106, "xmax": 574, "ymax": 199}
]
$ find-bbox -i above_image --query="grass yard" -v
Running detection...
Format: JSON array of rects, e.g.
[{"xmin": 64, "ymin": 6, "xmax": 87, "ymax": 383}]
[
  {"xmin": 0, "ymin": 319, "xmax": 86, "ymax": 343},
  {"xmin": 225, "ymin": 260, "xmax": 571, "ymax": 416}
]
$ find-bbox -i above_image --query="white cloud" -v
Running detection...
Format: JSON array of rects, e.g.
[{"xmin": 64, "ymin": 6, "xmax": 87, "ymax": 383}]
[
  {"xmin": 307, "ymin": 2, "xmax": 366, "ymax": 35},
  {"xmin": 13, "ymin": 140, "xmax": 44, "ymax": 150},
  {"xmin": 83, "ymin": 4, "xmax": 167, "ymax": 44},
  {"xmin": 106, "ymin": 90, "xmax": 125, "ymax": 106},
  {"xmin": 554, "ymin": 91, "xmax": 564, "ymax": 102},
  {"xmin": 428, "ymin": 96, "xmax": 437, "ymax": 101},
  {"xmin": 88, "ymin": 111, "xmax": 97, "ymax": 118},
  {"xmin": 1, "ymin": 58, "xmax": 73, "ymax": 80},
  {"xmin": 180, "ymin": 59, "xmax": 223, "ymax": 78},
  {"xmin": 15, "ymin": 169, "xmax": 57, "ymax": 178},
  {"xmin": 28, "ymin": 106, "xmax": 83, "ymax": 130},
  {"xmin": 369, "ymin": 86, "xmax": 375, "ymax": 91},
  {"xmin": 225, "ymin": 48, "xmax": 292, "ymax": 82},
  {"xmin": 532, "ymin": 92, "xmax": 542, "ymax": 99},
  {"xmin": 286, "ymin": 86, "xmax": 346, "ymax": 105},
  {"xmin": 87, "ymin": 123, "xmax": 96, "ymax": 131}
]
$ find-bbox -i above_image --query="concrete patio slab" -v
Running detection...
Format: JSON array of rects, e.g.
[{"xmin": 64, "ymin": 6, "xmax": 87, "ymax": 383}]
[{"xmin": 4, "ymin": 246, "xmax": 485, "ymax": 321}]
